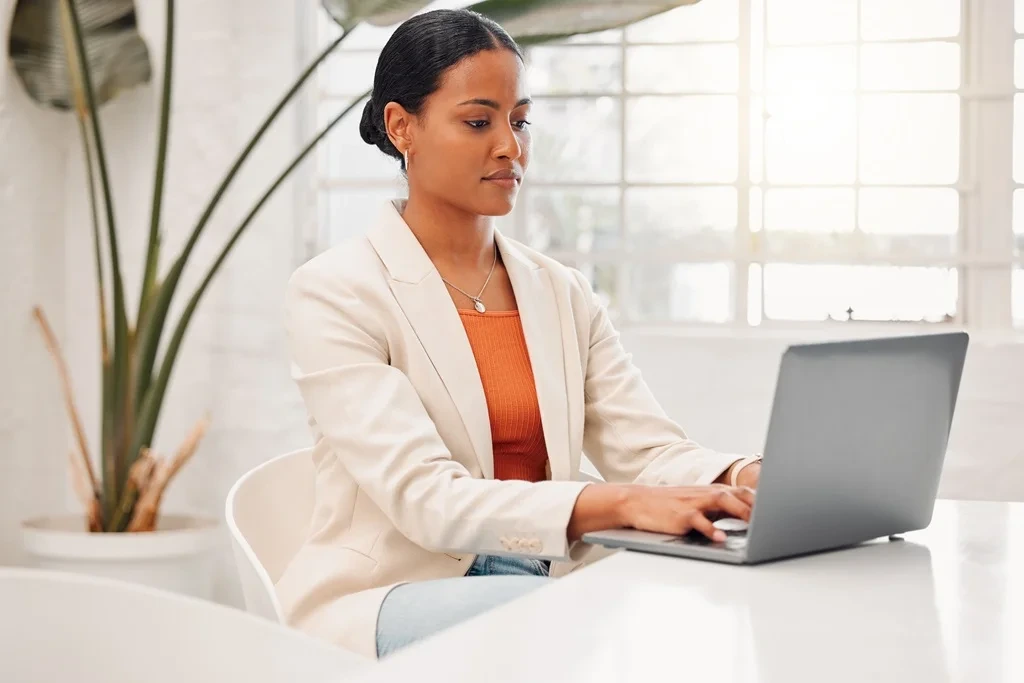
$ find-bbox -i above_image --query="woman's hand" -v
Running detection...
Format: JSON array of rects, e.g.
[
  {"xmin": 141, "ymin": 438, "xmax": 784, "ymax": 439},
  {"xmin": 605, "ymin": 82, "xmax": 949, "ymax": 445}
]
[
  {"xmin": 618, "ymin": 485, "xmax": 755, "ymax": 542},
  {"xmin": 567, "ymin": 483, "xmax": 755, "ymax": 544}
]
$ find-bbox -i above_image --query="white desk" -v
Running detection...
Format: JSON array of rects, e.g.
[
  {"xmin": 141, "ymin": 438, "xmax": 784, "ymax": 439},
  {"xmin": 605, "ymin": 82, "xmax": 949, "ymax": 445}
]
[{"xmin": 353, "ymin": 500, "xmax": 1024, "ymax": 682}]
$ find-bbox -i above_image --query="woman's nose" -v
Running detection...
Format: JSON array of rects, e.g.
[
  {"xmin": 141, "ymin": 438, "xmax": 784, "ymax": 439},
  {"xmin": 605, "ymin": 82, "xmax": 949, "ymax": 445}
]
[{"xmin": 494, "ymin": 124, "xmax": 522, "ymax": 160}]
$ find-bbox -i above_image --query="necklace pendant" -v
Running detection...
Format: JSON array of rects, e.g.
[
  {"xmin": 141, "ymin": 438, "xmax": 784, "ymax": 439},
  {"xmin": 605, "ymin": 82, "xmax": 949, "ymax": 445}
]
[{"xmin": 473, "ymin": 299, "xmax": 486, "ymax": 313}]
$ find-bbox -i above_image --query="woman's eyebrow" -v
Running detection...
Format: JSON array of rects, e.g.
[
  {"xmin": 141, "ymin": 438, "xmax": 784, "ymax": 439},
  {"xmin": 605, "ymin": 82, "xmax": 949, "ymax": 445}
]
[{"xmin": 457, "ymin": 97, "xmax": 533, "ymax": 109}]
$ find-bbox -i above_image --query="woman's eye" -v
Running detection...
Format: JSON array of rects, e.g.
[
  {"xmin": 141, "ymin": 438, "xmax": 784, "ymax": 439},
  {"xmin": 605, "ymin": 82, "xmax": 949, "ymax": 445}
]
[
  {"xmin": 466, "ymin": 120, "xmax": 489, "ymax": 129},
  {"xmin": 514, "ymin": 120, "xmax": 532, "ymax": 130}
]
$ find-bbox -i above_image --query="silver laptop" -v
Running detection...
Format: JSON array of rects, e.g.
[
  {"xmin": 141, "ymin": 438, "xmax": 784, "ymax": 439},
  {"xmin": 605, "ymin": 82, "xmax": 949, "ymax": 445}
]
[{"xmin": 583, "ymin": 332, "xmax": 969, "ymax": 565}]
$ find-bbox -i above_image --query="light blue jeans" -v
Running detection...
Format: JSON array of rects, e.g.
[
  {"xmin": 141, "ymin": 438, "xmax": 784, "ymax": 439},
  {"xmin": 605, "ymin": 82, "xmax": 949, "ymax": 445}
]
[{"xmin": 375, "ymin": 555, "xmax": 551, "ymax": 658}]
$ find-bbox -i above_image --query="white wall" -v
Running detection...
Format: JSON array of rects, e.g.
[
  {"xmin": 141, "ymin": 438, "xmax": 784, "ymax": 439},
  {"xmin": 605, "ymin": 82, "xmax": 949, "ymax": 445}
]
[
  {"xmin": 0, "ymin": 0, "xmax": 311, "ymax": 605},
  {"xmin": 2, "ymin": 0, "xmax": 1023, "ymax": 609},
  {"xmin": 0, "ymin": 0, "xmax": 70, "ymax": 570}
]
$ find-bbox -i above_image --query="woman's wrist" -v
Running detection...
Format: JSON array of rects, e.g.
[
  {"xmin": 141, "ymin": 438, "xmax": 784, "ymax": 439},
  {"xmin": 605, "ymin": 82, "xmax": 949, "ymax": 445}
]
[
  {"xmin": 566, "ymin": 483, "xmax": 632, "ymax": 543},
  {"xmin": 718, "ymin": 455, "xmax": 763, "ymax": 488}
]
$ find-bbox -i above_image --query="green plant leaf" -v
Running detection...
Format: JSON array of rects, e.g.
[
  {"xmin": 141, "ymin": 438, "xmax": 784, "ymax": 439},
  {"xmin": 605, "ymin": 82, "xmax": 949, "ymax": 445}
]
[
  {"xmin": 467, "ymin": 0, "xmax": 700, "ymax": 43},
  {"xmin": 132, "ymin": 31, "xmax": 348, "ymax": 422},
  {"xmin": 132, "ymin": 92, "xmax": 370, "ymax": 461},
  {"xmin": 320, "ymin": 1, "xmax": 431, "ymax": 29},
  {"xmin": 56, "ymin": 1, "xmax": 111, "ymax": 363},
  {"xmin": 139, "ymin": 0, "xmax": 175, "ymax": 327},
  {"xmin": 100, "ymin": 356, "xmax": 115, "ymax": 527},
  {"xmin": 58, "ymin": 0, "xmax": 133, "ymax": 516},
  {"xmin": 8, "ymin": 0, "xmax": 152, "ymax": 110}
]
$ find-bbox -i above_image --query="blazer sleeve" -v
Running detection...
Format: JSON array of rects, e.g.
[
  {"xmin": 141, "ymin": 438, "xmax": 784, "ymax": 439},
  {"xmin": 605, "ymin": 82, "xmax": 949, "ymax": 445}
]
[
  {"xmin": 285, "ymin": 266, "xmax": 591, "ymax": 562},
  {"xmin": 571, "ymin": 269, "xmax": 745, "ymax": 487}
]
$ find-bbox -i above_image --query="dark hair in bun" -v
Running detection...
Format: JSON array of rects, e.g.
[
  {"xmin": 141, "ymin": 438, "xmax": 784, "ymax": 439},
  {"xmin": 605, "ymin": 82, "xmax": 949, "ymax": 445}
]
[{"xmin": 357, "ymin": 8, "xmax": 523, "ymax": 171}]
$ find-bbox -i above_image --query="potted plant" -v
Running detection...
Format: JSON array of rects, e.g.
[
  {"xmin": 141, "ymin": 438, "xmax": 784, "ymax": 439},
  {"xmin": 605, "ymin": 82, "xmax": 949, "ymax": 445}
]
[{"xmin": 8, "ymin": 0, "xmax": 698, "ymax": 598}]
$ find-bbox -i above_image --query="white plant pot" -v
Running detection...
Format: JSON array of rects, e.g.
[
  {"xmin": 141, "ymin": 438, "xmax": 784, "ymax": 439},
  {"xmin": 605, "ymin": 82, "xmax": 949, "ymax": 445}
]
[{"xmin": 21, "ymin": 514, "xmax": 219, "ymax": 600}]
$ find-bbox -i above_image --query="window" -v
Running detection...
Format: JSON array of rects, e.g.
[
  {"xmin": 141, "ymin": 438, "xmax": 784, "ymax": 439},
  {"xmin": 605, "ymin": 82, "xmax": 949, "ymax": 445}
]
[
  {"xmin": 310, "ymin": 0, "xmax": 1024, "ymax": 329},
  {"xmin": 1014, "ymin": 0, "xmax": 1024, "ymax": 325}
]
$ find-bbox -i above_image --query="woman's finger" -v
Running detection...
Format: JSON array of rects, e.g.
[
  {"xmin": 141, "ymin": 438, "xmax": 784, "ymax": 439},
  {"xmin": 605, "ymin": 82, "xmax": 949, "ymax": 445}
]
[
  {"xmin": 686, "ymin": 510, "xmax": 726, "ymax": 543},
  {"xmin": 699, "ymin": 490, "xmax": 752, "ymax": 521},
  {"xmin": 728, "ymin": 486, "xmax": 756, "ymax": 508}
]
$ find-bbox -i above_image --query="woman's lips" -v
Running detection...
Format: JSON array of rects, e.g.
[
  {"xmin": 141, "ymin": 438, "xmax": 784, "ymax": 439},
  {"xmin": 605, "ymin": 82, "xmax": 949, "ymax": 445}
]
[{"xmin": 483, "ymin": 177, "xmax": 518, "ymax": 188}]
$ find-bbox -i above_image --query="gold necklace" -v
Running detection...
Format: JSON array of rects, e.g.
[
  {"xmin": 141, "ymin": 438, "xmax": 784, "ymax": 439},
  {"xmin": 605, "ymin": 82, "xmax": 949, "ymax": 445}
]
[{"xmin": 439, "ymin": 243, "xmax": 498, "ymax": 313}]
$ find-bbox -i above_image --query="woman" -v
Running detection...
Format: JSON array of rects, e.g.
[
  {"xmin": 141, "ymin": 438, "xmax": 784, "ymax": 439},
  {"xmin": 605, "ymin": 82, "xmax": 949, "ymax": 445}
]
[{"xmin": 277, "ymin": 8, "xmax": 762, "ymax": 661}]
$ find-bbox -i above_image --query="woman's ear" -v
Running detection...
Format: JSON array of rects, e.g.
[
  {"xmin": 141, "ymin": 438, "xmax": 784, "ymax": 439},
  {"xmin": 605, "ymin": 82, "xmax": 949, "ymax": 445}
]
[{"xmin": 383, "ymin": 101, "xmax": 414, "ymax": 154}]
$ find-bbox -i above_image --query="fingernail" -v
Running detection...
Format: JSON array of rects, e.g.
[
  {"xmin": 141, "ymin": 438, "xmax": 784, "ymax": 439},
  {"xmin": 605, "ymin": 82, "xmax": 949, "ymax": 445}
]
[{"xmin": 714, "ymin": 531, "xmax": 726, "ymax": 542}]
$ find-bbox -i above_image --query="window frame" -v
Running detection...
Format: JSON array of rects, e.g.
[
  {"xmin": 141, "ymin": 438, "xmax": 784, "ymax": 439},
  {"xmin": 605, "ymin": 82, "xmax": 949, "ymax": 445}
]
[{"xmin": 301, "ymin": 0, "xmax": 1024, "ymax": 331}]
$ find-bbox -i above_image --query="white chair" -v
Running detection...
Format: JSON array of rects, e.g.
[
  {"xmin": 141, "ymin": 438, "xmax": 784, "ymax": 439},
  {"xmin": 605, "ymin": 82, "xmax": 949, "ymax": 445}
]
[
  {"xmin": 226, "ymin": 447, "xmax": 316, "ymax": 622},
  {"xmin": 225, "ymin": 447, "xmax": 603, "ymax": 623},
  {"xmin": 0, "ymin": 567, "xmax": 367, "ymax": 683}
]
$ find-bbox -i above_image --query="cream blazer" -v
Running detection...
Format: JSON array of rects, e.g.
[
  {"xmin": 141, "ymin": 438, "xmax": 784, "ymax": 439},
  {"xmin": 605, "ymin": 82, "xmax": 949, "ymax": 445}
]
[{"xmin": 276, "ymin": 200, "xmax": 743, "ymax": 659}]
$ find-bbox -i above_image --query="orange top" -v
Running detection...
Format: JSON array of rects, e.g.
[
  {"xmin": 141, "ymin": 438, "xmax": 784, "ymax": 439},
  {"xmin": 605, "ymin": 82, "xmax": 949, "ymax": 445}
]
[{"xmin": 458, "ymin": 309, "xmax": 549, "ymax": 483}]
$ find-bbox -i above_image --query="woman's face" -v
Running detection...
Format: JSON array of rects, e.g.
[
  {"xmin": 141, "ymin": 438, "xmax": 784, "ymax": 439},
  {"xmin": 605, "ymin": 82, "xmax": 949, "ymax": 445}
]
[{"xmin": 398, "ymin": 48, "xmax": 532, "ymax": 217}]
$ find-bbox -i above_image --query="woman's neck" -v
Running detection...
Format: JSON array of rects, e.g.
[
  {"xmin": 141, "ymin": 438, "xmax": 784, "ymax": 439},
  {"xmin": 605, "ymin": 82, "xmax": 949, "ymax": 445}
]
[{"xmin": 401, "ymin": 193, "xmax": 495, "ymax": 271}]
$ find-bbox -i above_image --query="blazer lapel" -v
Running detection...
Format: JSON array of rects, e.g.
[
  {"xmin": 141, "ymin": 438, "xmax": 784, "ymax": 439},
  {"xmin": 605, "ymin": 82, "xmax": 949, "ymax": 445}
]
[
  {"xmin": 367, "ymin": 202, "xmax": 494, "ymax": 479},
  {"xmin": 496, "ymin": 232, "xmax": 572, "ymax": 483},
  {"xmin": 366, "ymin": 201, "xmax": 572, "ymax": 483}
]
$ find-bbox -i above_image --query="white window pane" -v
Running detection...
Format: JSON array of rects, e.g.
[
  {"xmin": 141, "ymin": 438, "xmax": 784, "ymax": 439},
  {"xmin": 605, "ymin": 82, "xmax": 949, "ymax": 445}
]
[
  {"xmin": 627, "ymin": 1, "xmax": 739, "ymax": 43},
  {"xmin": 859, "ymin": 189, "xmax": 959, "ymax": 236},
  {"xmin": 318, "ymin": 103, "xmax": 402, "ymax": 181},
  {"xmin": 860, "ymin": 0, "xmax": 960, "ymax": 41},
  {"xmin": 1014, "ymin": 270, "xmax": 1024, "ymax": 326},
  {"xmin": 767, "ymin": 0, "xmax": 857, "ymax": 46},
  {"xmin": 1016, "ymin": 95, "xmax": 1024, "ymax": 183},
  {"xmin": 1018, "ymin": 0, "xmax": 1024, "ymax": 34},
  {"xmin": 523, "ymin": 188, "xmax": 620, "ymax": 252},
  {"xmin": 320, "ymin": 189, "xmax": 401, "ymax": 247},
  {"xmin": 1016, "ymin": 41, "xmax": 1024, "ymax": 90},
  {"xmin": 627, "ymin": 45, "xmax": 738, "ymax": 94},
  {"xmin": 530, "ymin": 98, "xmax": 621, "ymax": 183},
  {"xmin": 860, "ymin": 94, "xmax": 959, "ymax": 184},
  {"xmin": 861, "ymin": 43, "xmax": 960, "ymax": 91},
  {"xmin": 323, "ymin": 52, "xmax": 378, "ymax": 97},
  {"xmin": 766, "ymin": 47, "xmax": 856, "ymax": 93},
  {"xmin": 750, "ymin": 97, "xmax": 765, "ymax": 183},
  {"xmin": 750, "ymin": 187, "xmax": 763, "ymax": 232},
  {"xmin": 625, "ymin": 187, "xmax": 736, "ymax": 251},
  {"xmin": 527, "ymin": 46, "xmax": 621, "ymax": 95},
  {"xmin": 860, "ymin": 188, "xmax": 959, "ymax": 256},
  {"xmin": 761, "ymin": 190, "xmax": 958, "ymax": 257},
  {"xmin": 748, "ymin": 264, "xmax": 763, "ymax": 326},
  {"xmin": 764, "ymin": 189, "xmax": 855, "ymax": 232},
  {"xmin": 560, "ymin": 261, "xmax": 619, "ymax": 318},
  {"xmin": 1013, "ymin": 190, "xmax": 1024, "ymax": 255},
  {"xmin": 765, "ymin": 95, "xmax": 856, "ymax": 184},
  {"xmin": 626, "ymin": 96, "xmax": 738, "ymax": 183},
  {"xmin": 628, "ymin": 263, "xmax": 732, "ymax": 323},
  {"xmin": 763, "ymin": 265, "xmax": 958, "ymax": 322}
]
